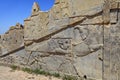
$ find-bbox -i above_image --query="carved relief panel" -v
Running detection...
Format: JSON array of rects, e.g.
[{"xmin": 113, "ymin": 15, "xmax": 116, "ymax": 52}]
[{"xmin": 48, "ymin": 38, "xmax": 72, "ymax": 54}]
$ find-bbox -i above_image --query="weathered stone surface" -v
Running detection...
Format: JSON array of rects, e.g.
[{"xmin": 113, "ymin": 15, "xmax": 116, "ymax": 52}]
[
  {"xmin": 103, "ymin": 11, "xmax": 120, "ymax": 80},
  {"xmin": 0, "ymin": 23, "xmax": 24, "ymax": 55},
  {"xmin": 1, "ymin": 0, "xmax": 120, "ymax": 80},
  {"xmin": 24, "ymin": 0, "xmax": 105, "ymax": 41},
  {"xmin": 0, "ymin": 49, "xmax": 27, "ymax": 66},
  {"xmin": 23, "ymin": 1, "xmax": 120, "ymax": 80},
  {"xmin": 74, "ymin": 49, "xmax": 102, "ymax": 79},
  {"xmin": 32, "ymin": 2, "xmax": 40, "ymax": 15}
]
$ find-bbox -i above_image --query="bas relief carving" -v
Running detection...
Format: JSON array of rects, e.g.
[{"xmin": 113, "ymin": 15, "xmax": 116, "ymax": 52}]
[
  {"xmin": 46, "ymin": 25, "xmax": 103, "ymax": 57},
  {"xmin": 48, "ymin": 38, "xmax": 71, "ymax": 54},
  {"xmin": 2, "ymin": 1, "xmax": 120, "ymax": 80},
  {"xmin": 72, "ymin": 25, "xmax": 103, "ymax": 57}
]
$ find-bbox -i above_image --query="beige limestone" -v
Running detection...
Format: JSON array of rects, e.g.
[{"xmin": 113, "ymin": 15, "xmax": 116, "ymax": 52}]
[
  {"xmin": 23, "ymin": 1, "xmax": 120, "ymax": 80},
  {"xmin": 0, "ymin": 23, "xmax": 24, "ymax": 55},
  {"xmin": 1, "ymin": 0, "xmax": 120, "ymax": 80}
]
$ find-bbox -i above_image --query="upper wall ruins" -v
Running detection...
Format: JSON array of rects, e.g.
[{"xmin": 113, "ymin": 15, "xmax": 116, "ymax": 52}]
[
  {"xmin": 23, "ymin": 0, "xmax": 120, "ymax": 79},
  {"xmin": 0, "ymin": 23, "xmax": 24, "ymax": 55},
  {"xmin": 24, "ymin": 0, "xmax": 120, "ymax": 41}
]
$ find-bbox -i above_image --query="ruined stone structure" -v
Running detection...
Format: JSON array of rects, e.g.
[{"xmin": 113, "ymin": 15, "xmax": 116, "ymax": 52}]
[
  {"xmin": 1, "ymin": 0, "xmax": 120, "ymax": 80},
  {"xmin": 0, "ymin": 23, "xmax": 26, "ymax": 65},
  {"xmin": 0, "ymin": 23, "xmax": 24, "ymax": 55}
]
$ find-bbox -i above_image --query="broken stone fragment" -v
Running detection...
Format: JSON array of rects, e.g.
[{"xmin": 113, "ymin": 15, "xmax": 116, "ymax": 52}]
[{"xmin": 32, "ymin": 2, "xmax": 40, "ymax": 15}]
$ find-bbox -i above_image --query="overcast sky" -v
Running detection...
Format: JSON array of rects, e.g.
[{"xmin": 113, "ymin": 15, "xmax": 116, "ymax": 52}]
[{"xmin": 0, "ymin": 0, "xmax": 55, "ymax": 34}]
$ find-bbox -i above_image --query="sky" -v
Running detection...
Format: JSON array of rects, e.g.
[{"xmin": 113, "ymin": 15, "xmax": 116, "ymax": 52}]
[{"xmin": 0, "ymin": 0, "xmax": 55, "ymax": 34}]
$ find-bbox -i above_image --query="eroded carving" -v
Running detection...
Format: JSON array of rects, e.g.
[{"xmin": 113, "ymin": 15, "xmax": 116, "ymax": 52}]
[
  {"xmin": 73, "ymin": 25, "xmax": 89, "ymax": 45},
  {"xmin": 1, "ymin": 1, "xmax": 120, "ymax": 80},
  {"xmin": 48, "ymin": 38, "xmax": 71, "ymax": 54}
]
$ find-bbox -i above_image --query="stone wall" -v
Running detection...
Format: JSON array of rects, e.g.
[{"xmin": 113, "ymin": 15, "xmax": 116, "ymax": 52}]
[
  {"xmin": 0, "ymin": 23, "xmax": 27, "ymax": 68},
  {"xmin": 0, "ymin": 23, "xmax": 24, "ymax": 55},
  {"xmin": 23, "ymin": 0, "xmax": 120, "ymax": 80},
  {"xmin": 1, "ymin": 0, "xmax": 120, "ymax": 80}
]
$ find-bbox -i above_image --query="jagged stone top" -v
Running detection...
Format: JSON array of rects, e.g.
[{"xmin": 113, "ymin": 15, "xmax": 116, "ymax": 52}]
[
  {"xmin": 9, "ymin": 23, "xmax": 23, "ymax": 30},
  {"xmin": 3, "ymin": 23, "xmax": 24, "ymax": 34},
  {"xmin": 24, "ymin": 0, "xmax": 120, "ymax": 41},
  {"xmin": 0, "ymin": 22, "xmax": 24, "ymax": 55},
  {"xmin": 32, "ymin": 2, "xmax": 40, "ymax": 15}
]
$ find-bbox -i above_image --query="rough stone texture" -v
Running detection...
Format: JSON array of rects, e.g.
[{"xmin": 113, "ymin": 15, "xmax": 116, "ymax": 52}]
[
  {"xmin": 103, "ymin": 3, "xmax": 120, "ymax": 80},
  {"xmin": 23, "ymin": 0, "xmax": 120, "ymax": 80},
  {"xmin": 24, "ymin": 0, "xmax": 104, "ymax": 41},
  {"xmin": 0, "ymin": 49, "xmax": 28, "ymax": 66},
  {"xmin": 0, "ymin": 23, "xmax": 24, "ymax": 55},
  {"xmin": 1, "ymin": 0, "xmax": 120, "ymax": 80},
  {"xmin": 32, "ymin": 2, "xmax": 40, "ymax": 15}
]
